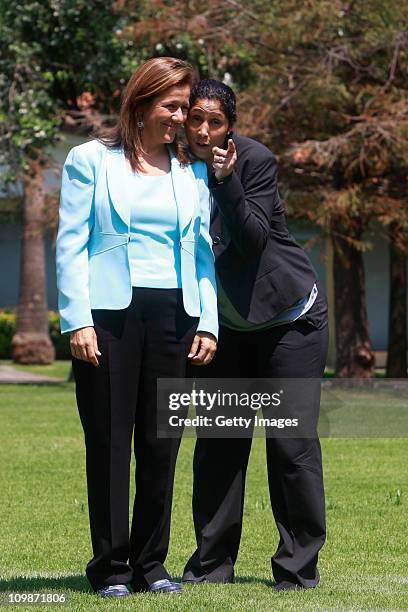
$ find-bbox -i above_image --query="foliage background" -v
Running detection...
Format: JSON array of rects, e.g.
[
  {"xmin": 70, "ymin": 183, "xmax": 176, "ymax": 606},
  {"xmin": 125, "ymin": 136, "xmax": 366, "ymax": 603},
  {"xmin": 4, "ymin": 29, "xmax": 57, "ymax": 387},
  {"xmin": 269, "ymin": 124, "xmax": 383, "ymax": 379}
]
[{"xmin": 0, "ymin": 0, "xmax": 407, "ymax": 373}]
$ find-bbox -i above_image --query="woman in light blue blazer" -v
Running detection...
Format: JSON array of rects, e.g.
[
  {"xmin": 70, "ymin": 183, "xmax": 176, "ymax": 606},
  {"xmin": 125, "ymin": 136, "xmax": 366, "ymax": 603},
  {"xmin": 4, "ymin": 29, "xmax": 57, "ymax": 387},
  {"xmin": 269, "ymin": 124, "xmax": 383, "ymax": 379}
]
[{"xmin": 56, "ymin": 57, "xmax": 218, "ymax": 597}]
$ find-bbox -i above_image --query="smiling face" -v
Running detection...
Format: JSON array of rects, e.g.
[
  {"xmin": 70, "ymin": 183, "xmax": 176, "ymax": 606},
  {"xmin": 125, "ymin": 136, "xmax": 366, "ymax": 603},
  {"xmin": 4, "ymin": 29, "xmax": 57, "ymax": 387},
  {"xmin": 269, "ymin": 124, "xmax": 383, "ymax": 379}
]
[
  {"xmin": 185, "ymin": 98, "xmax": 231, "ymax": 163},
  {"xmin": 141, "ymin": 83, "xmax": 191, "ymax": 148}
]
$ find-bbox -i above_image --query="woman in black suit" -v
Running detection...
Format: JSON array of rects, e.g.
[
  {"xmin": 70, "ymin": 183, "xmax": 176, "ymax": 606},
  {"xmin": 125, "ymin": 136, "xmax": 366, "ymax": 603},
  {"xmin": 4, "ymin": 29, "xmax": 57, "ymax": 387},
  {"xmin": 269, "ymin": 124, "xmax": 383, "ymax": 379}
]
[{"xmin": 182, "ymin": 79, "xmax": 329, "ymax": 591}]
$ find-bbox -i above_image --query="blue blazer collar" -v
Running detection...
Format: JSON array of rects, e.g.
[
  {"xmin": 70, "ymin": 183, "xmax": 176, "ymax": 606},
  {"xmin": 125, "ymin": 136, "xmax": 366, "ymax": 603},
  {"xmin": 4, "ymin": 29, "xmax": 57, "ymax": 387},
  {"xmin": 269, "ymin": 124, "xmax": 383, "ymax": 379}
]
[{"xmin": 105, "ymin": 145, "xmax": 194, "ymax": 233}]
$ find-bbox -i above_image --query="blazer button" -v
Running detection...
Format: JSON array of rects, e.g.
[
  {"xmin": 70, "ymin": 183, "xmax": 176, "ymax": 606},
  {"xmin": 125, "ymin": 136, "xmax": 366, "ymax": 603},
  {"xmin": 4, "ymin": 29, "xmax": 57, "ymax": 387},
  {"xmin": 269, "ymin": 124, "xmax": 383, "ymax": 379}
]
[{"xmin": 212, "ymin": 235, "xmax": 221, "ymax": 246}]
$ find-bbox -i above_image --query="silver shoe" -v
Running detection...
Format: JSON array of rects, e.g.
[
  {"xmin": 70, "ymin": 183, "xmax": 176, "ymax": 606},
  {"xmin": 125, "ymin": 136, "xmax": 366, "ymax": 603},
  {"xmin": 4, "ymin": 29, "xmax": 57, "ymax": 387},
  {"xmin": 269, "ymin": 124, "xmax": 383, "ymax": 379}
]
[
  {"xmin": 97, "ymin": 584, "xmax": 131, "ymax": 597},
  {"xmin": 148, "ymin": 579, "xmax": 182, "ymax": 594}
]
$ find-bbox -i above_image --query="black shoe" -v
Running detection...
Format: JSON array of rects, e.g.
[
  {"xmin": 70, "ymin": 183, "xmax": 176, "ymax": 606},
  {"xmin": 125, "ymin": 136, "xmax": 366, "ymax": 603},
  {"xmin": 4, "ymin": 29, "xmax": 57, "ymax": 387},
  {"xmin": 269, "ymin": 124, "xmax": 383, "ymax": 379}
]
[
  {"xmin": 96, "ymin": 584, "xmax": 131, "ymax": 597},
  {"xmin": 274, "ymin": 580, "xmax": 302, "ymax": 592},
  {"xmin": 148, "ymin": 579, "xmax": 182, "ymax": 594}
]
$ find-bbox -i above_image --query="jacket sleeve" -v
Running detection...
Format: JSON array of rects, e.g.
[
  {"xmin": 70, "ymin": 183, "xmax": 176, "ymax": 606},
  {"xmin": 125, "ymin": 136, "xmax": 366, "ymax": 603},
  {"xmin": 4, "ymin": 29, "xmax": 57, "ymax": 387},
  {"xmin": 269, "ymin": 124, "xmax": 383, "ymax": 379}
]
[
  {"xmin": 209, "ymin": 152, "xmax": 280, "ymax": 258},
  {"xmin": 56, "ymin": 146, "xmax": 95, "ymax": 334},
  {"xmin": 194, "ymin": 163, "xmax": 219, "ymax": 340}
]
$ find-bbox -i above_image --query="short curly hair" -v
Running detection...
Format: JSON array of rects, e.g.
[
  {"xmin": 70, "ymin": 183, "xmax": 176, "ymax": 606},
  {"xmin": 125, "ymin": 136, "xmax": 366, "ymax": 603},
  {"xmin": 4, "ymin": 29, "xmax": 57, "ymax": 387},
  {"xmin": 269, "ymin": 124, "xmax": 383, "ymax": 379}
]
[{"xmin": 189, "ymin": 79, "xmax": 237, "ymax": 126}]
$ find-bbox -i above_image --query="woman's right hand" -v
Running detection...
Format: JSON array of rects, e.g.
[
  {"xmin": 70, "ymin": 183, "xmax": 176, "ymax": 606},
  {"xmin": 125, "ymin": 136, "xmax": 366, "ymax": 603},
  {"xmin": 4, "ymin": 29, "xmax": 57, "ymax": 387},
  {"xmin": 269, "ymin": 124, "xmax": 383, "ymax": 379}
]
[
  {"xmin": 212, "ymin": 139, "xmax": 237, "ymax": 181},
  {"xmin": 70, "ymin": 326, "xmax": 101, "ymax": 366}
]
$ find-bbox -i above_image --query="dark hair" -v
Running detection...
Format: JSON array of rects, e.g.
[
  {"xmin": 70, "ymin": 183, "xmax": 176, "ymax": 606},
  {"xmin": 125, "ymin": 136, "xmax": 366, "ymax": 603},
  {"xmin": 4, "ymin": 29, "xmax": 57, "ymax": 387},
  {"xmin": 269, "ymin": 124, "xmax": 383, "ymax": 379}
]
[
  {"xmin": 96, "ymin": 57, "xmax": 194, "ymax": 171},
  {"xmin": 189, "ymin": 79, "xmax": 237, "ymax": 126}
]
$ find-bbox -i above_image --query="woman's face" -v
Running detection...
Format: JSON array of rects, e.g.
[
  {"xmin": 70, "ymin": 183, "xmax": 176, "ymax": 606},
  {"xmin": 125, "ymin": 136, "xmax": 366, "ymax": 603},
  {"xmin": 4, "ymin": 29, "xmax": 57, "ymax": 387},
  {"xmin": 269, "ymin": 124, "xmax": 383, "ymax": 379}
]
[
  {"xmin": 142, "ymin": 84, "xmax": 190, "ymax": 147},
  {"xmin": 186, "ymin": 98, "xmax": 230, "ymax": 163}
]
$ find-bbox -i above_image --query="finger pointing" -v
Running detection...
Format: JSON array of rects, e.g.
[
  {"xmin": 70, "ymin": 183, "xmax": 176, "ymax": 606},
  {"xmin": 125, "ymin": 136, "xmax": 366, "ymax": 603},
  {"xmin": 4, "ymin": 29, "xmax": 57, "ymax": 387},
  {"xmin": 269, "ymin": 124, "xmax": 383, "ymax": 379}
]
[{"xmin": 227, "ymin": 139, "xmax": 236, "ymax": 154}]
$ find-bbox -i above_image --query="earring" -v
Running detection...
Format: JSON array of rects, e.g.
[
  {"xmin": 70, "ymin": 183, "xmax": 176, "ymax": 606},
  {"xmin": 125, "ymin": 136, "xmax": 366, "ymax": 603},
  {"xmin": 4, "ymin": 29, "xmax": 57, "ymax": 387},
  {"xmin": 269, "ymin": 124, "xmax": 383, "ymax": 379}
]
[{"xmin": 137, "ymin": 118, "xmax": 144, "ymax": 129}]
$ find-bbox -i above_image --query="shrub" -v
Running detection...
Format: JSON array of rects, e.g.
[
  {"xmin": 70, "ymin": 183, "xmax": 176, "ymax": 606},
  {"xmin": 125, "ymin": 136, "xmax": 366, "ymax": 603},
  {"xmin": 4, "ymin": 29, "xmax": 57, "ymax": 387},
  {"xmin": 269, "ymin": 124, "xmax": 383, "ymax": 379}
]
[
  {"xmin": 0, "ymin": 310, "xmax": 16, "ymax": 359},
  {"xmin": 0, "ymin": 310, "xmax": 70, "ymax": 359}
]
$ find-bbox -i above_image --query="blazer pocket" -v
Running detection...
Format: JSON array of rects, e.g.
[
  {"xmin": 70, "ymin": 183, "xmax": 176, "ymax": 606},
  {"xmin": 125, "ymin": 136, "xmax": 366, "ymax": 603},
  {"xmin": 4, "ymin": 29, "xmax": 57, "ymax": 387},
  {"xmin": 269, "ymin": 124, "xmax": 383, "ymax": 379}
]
[{"xmin": 89, "ymin": 232, "xmax": 129, "ymax": 256}]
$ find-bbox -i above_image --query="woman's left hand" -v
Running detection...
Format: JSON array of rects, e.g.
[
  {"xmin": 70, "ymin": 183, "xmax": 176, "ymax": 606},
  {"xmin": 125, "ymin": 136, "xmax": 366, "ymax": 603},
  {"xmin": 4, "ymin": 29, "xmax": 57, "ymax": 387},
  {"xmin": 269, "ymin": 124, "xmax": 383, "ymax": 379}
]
[
  {"xmin": 188, "ymin": 332, "xmax": 217, "ymax": 366},
  {"xmin": 212, "ymin": 139, "xmax": 237, "ymax": 181}
]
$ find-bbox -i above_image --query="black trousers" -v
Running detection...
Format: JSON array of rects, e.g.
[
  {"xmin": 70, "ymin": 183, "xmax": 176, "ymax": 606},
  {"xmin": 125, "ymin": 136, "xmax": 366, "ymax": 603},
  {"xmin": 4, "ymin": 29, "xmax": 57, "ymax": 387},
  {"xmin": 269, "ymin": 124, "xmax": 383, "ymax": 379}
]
[
  {"xmin": 72, "ymin": 288, "xmax": 197, "ymax": 591},
  {"xmin": 182, "ymin": 292, "xmax": 329, "ymax": 587}
]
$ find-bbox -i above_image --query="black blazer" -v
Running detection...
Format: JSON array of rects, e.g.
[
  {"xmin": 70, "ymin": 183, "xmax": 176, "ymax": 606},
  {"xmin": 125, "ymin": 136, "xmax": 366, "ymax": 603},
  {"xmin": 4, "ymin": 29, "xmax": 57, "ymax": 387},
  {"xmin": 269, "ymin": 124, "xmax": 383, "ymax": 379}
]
[{"xmin": 208, "ymin": 133, "xmax": 317, "ymax": 324}]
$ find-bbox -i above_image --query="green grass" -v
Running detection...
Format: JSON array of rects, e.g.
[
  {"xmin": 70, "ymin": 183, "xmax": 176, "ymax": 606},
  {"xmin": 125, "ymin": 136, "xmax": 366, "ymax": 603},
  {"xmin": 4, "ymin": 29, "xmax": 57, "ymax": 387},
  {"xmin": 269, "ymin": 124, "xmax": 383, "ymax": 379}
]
[
  {"xmin": 0, "ymin": 384, "xmax": 407, "ymax": 611},
  {"xmin": 0, "ymin": 360, "xmax": 388, "ymax": 382}
]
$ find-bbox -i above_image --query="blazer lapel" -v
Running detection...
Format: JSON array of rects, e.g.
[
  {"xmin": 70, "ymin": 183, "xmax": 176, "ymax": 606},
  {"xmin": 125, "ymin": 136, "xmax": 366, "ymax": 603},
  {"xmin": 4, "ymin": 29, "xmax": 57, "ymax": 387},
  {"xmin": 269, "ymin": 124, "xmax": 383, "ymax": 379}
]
[
  {"xmin": 105, "ymin": 146, "xmax": 195, "ymax": 233},
  {"xmin": 105, "ymin": 147, "xmax": 131, "ymax": 228},
  {"xmin": 169, "ymin": 148, "xmax": 195, "ymax": 236}
]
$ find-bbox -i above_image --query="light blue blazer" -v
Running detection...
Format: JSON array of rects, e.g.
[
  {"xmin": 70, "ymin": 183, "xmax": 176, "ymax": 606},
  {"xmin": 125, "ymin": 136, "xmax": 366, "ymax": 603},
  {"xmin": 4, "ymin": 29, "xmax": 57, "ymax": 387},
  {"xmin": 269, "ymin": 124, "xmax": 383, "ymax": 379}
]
[{"xmin": 56, "ymin": 139, "xmax": 218, "ymax": 339}]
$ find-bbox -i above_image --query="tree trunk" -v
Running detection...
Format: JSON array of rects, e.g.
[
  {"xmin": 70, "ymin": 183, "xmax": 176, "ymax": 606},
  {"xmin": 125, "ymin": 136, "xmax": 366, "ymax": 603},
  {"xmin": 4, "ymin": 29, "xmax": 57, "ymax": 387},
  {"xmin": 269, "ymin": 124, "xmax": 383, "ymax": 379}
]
[
  {"xmin": 11, "ymin": 159, "xmax": 55, "ymax": 364},
  {"xmin": 386, "ymin": 222, "xmax": 407, "ymax": 377},
  {"xmin": 332, "ymin": 218, "xmax": 375, "ymax": 377}
]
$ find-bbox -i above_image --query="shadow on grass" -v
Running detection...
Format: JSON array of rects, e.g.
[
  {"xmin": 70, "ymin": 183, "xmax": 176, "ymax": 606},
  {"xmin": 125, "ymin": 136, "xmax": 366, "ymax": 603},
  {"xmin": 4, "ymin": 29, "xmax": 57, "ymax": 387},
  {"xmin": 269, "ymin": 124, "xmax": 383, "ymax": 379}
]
[
  {"xmin": 235, "ymin": 575, "xmax": 275, "ymax": 587},
  {"xmin": 1, "ymin": 574, "xmax": 277, "ymax": 595},
  {"xmin": 174, "ymin": 575, "xmax": 276, "ymax": 588},
  {"xmin": 0, "ymin": 575, "xmax": 90, "ymax": 593}
]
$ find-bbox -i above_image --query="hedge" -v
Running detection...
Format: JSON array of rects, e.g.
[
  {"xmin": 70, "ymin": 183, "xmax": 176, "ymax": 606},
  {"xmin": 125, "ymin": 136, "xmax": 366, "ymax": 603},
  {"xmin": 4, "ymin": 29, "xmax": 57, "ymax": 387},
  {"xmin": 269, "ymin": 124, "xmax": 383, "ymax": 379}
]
[{"xmin": 0, "ymin": 310, "xmax": 71, "ymax": 359}]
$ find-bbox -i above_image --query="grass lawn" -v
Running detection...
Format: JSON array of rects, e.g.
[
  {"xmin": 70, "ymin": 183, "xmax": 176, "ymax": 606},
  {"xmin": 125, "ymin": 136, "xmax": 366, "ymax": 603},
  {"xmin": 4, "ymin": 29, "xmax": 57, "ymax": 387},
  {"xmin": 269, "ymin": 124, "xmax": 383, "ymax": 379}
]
[
  {"xmin": 0, "ymin": 383, "xmax": 407, "ymax": 611},
  {"xmin": 0, "ymin": 360, "xmax": 389, "ymax": 382}
]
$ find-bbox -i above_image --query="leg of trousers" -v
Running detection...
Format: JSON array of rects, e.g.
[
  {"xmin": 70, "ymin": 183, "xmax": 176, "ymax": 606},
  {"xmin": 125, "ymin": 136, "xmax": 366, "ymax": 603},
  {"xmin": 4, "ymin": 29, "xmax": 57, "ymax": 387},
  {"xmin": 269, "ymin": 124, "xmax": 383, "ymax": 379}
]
[
  {"xmin": 182, "ymin": 327, "xmax": 253, "ymax": 583},
  {"xmin": 260, "ymin": 319, "xmax": 328, "ymax": 587},
  {"xmin": 73, "ymin": 288, "xmax": 197, "ymax": 591},
  {"xmin": 183, "ymin": 304, "xmax": 328, "ymax": 586}
]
